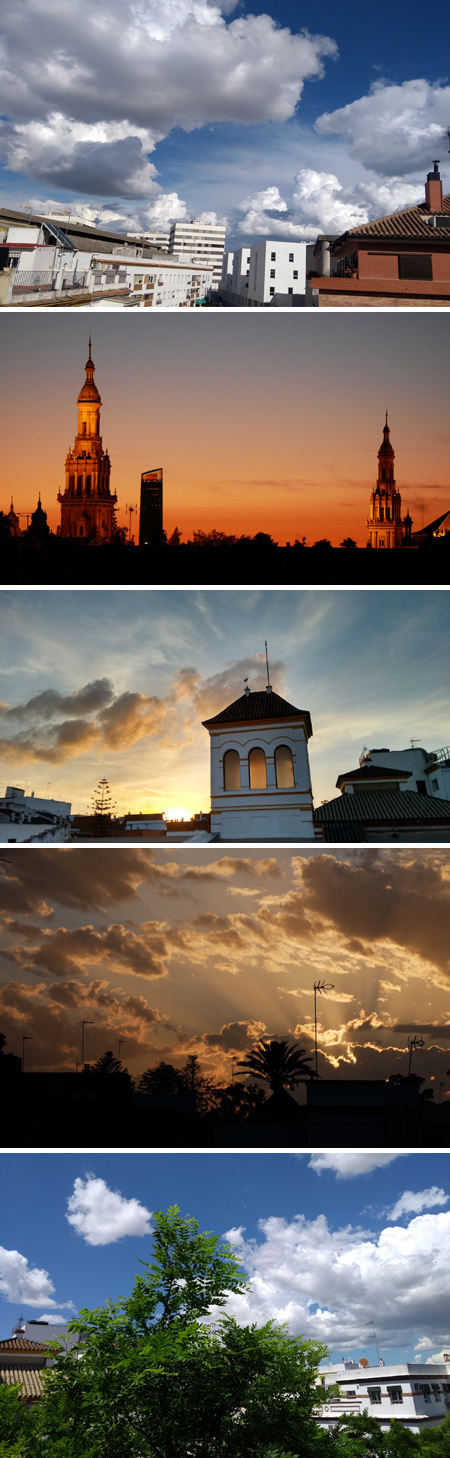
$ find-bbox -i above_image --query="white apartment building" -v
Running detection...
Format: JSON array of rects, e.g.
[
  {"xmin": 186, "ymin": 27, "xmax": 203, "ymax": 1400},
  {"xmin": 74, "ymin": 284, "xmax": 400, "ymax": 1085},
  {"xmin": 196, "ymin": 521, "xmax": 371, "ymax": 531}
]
[
  {"xmin": 168, "ymin": 220, "xmax": 226, "ymax": 292},
  {"xmin": 220, "ymin": 251, "xmax": 234, "ymax": 292},
  {"xmin": 85, "ymin": 252, "xmax": 213, "ymax": 308},
  {"xmin": 126, "ymin": 230, "xmax": 169, "ymax": 251},
  {"xmin": 0, "ymin": 786, "xmax": 72, "ymax": 843},
  {"xmin": 315, "ymin": 1360, "xmax": 450, "ymax": 1435},
  {"xmin": 219, "ymin": 238, "xmax": 308, "ymax": 305},
  {"xmin": 359, "ymin": 745, "xmax": 450, "ymax": 800},
  {"xmin": 1, "ymin": 231, "xmax": 212, "ymax": 307}
]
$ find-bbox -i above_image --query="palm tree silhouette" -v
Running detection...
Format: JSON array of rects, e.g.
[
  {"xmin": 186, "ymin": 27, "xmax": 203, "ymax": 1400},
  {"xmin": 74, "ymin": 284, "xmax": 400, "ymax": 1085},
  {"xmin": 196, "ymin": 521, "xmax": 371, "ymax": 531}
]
[{"xmin": 235, "ymin": 1038, "xmax": 315, "ymax": 1095}]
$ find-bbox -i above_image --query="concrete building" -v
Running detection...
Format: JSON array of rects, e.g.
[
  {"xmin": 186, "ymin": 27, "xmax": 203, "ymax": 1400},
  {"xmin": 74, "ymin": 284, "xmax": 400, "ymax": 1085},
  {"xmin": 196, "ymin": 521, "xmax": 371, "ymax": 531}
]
[
  {"xmin": 139, "ymin": 468, "xmax": 163, "ymax": 545},
  {"xmin": 220, "ymin": 251, "xmax": 234, "ymax": 293},
  {"xmin": 202, "ymin": 678, "xmax": 315, "ymax": 841},
  {"xmin": 315, "ymin": 1360, "xmax": 450, "ymax": 1435},
  {"xmin": 309, "ymin": 163, "xmax": 450, "ymax": 307},
  {"xmin": 58, "ymin": 340, "xmax": 117, "ymax": 542},
  {"xmin": 0, "ymin": 207, "xmax": 212, "ymax": 307},
  {"xmin": 313, "ymin": 756, "xmax": 450, "ymax": 842},
  {"xmin": 0, "ymin": 786, "xmax": 71, "ymax": 843},
  {"xmin": 220, "ymin": 239, "xmax": 308, "ymax": 305},
  {"xmin": 168, "ymin": 219, "xmax": 226, "ymax": 292},
  {"xmin": 359, "ymin": 744, "xmax": 450, "ymax": 800},
  {"xmin": 126, "ymin": 230, "xmax": 169, "ymax": 251}
]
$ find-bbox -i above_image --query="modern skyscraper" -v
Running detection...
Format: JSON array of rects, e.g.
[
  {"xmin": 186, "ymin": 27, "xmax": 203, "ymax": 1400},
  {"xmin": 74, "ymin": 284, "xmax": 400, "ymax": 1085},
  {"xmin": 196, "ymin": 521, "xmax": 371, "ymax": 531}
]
[
  {"xmin": 139, "ymin": 468, "xmax": 163, "ymax": 546},
  {"xmin": 58, "ymin": 340, "xmax": 117, "ymax": 542}
]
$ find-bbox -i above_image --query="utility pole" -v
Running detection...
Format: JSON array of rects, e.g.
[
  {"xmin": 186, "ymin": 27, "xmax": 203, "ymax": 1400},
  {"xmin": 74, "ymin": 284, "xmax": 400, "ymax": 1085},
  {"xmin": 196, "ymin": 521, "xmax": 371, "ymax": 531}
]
[
  {"xmin": 81, "ymin": 1020, "xmax": 94, "ymax": 1071},
  {"xmin": 313, "ymin": 980, "xmax": 334, "ymax": 1079},
  {"xmin": 118, "ymin": 1038, "xmax": 124, "ymax": 1063},
  {"xmin": 368, "ymin": 1320, "xmax": 381, "ymax": 1366}
]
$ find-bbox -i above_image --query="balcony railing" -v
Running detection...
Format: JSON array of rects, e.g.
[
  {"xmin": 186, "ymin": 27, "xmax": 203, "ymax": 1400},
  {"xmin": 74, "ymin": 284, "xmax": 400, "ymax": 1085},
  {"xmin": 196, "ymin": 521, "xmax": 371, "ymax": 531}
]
[{"xmin": 11, "ymin": 270, "xmax": 87, "ymax": 294}]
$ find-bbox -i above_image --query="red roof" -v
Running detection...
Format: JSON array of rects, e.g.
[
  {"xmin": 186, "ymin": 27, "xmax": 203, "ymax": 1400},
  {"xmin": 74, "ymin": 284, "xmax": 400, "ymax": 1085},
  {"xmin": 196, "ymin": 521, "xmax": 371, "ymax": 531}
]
[
  {"xmin": 203, "ymin": 690, "xmax": 312, "ymax": 736},
  {"xmin": 333, "ymin": 192, "xmax": 450, "ymax": 244}
]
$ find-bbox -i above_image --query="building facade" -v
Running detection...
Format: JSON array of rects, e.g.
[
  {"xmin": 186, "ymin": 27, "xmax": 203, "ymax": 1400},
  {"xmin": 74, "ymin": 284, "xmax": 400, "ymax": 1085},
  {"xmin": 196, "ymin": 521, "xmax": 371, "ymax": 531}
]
[
  {"xmin": 203, "ymin": 683, "xmax": 315, "ymax": 840},
  {"xmin": 139, "ymin": 468, "xmax": 163, "ymax": 545},
  {"xmin": 220, "ymin": 239, "xmax": 308, "ymax": 305},
  {"xmin": 58, "ymin": 341, "xmax": 117, "ymax": 541},
  {"xmin": 309, "ymin": 164, "xmax": 450, "ymax": 307},
  {"xmin": 168, "ymin": 220, "xmax": 226, "ymax": 292},
  {"xmin": 367, "ymin": 415, "xmax": 405, "ymax": 548},
  {"xmin": 359, "ymin": 745, "xmax": 450, "ymax": 800},
  {"xmin": 315, "ymin": 1360, "xmax": 450, "ymax": 1434}
]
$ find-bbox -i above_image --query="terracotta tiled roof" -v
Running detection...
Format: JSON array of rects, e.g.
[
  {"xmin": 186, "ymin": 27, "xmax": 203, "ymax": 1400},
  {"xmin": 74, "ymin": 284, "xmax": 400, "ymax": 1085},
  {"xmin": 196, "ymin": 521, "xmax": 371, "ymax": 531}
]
[
  {"xmin": 0, "ymin": 1339, "xmax": 47, "ymax": 1353},
  {"xmin": 0, "ymin": 1368, "xmax": 45, "ymax": 1398},
  {"xmin": 203, "ymin": 690, "xmax": 312, "ymax": 733},
  {"xmin": 336, "ymin": 765, "xmax": 412, "ymax": 788},
  {"xmin": 334, "ymin": 193, "xmax": 450, "ymax": 243},
  {"xmin": 314, "ymin": 791, "xmax": 450, "ymax": 824}
]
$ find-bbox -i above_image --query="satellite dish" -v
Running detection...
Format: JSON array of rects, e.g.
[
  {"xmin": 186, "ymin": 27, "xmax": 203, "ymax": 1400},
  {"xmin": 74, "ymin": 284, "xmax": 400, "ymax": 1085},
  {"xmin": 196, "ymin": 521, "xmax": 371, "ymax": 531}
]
[{"xmin": 359, "ymin": 1358, "xmax": 369, "ymax": 1368}]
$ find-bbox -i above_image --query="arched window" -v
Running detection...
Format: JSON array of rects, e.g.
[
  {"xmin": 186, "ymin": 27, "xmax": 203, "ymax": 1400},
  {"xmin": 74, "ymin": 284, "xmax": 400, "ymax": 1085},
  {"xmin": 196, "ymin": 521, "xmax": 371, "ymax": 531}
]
[
  {"xmin": 77, "ymin": 475, "xmax": 83, "ymax": 495},
  {"xmin": 249, "ymin": 746, "xmax": 267, "ymax": 789},
  {"xmin": 381, "ymin": 468, "xmax": 385, "ymax": 481},
  {"xmin": 79, "ymin": 525, "xmax": 83, "ymax": 536},
  {"xmin": 86, "ymin": 475, "xmax": 91, "ymax": 496},
  {"xmin": 275, "ymin": 744, "xmax": 294, "ymax": 789},
  {"xmin": 69, "ymin": 475, "xmax": 75, "ymax": 491},
  {"xmin": 223, "ymin": 748, "xmax": 240, "ymax": 791}
]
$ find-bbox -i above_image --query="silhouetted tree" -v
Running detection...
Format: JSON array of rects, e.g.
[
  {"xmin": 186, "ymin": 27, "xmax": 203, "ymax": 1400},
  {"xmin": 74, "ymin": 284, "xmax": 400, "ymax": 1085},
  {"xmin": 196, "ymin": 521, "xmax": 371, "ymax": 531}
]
[
  {"xmin": 91, "ymin": 1050, "xmax": 127, "ymax": 1075},
  {"xmin": 340, "ymin": 538, "xmax": 357, "ymax": 549},
  {"xmin": 179, "ymin": 1053, "xmax": 219, "ymax": 1116},
  {"xmin": 216, "ymin": 1080, "xmax": 267, "ymax": 1121},
  {"xmin": 236, "ymin": 1038, "xmax": 314, "ymax": 1094},
  {"xmin": 312, "ymin": 539, "xmax": 333, "ymax": 550},
  {"xmin": 138, "ymin": 1061, "xmax": 185, "ymax": 1096},
  {"xmin": 168, "ymin": 527, "xmax": 182, "ymax": 545},
  {"xmin": 89, "ymin": 778, "xmax": 116, "ymax": 837}
]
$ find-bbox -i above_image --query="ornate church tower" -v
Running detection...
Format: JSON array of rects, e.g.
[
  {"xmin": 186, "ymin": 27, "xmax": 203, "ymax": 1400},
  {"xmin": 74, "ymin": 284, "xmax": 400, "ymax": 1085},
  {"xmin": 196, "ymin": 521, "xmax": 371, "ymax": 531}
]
[
  {"xmin": 58, "ymin": 340, "xmax": 117, "ymax": 542},
  {"xmin": 366, "ymin": 414, "xmax": 404, "ymax": 549}
]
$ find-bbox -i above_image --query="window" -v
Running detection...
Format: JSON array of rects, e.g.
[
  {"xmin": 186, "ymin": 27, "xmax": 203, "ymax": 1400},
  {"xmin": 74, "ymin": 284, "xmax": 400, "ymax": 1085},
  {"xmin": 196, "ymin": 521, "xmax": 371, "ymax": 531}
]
[
  {"xmin": 69, "ymin": 475, "xmax": 75, "ymax": 491},
  {"xmin": 275, "ymin": 745, "xmax": 295, "ymax": 788},
  {"xmin": 387, "ymin": 1389, "xmax": 403, "ymax": 1404},
  {"xmin": 288, "ymin": 287, "xmax": 293, "ymax": 294},
  {"xmin": 416, "ymin": 780, "xmax": 427, "ymax": 795},
  {"xmin": 293, "ymin": 270, "xmax": 298, "ymax": 279},
  {"xmin": 269, "ymin": 286, "xmax": 275, "ymax": 295},
  {"xmin": 270, "ymin": 269, "xmax": 276, "ymax": 277},
  {"xmin": 223, "ymin": 749, "xmax": 241, "ymax": 791},
  {"xmin": 368, "ymin": 1389, "xmax": 382, "ymax": 1405},
  {"xmin": 86, "ymin": 475, "xmax": 91, "ymax": 496},
  {"xmin": 271, "ymin": 252, "xmax": 276, "ymax": 260},
  {"xmin": 399, "ymin": 253, "xmax": 432, "ymax": 280},
  {"xmin": 289, "ymin": 252, "xmax": 294, "ymax": 261},
  {"xmin": 431, "ymin": 777, "xmax": 439, "ymax": 792},
  {"xmin": 249, "ymin": 747, "xmax": 267, "ymax": 789},
  {"xmin": 77, "ymin": 475, "xmax": 82, "ymax": 495}
]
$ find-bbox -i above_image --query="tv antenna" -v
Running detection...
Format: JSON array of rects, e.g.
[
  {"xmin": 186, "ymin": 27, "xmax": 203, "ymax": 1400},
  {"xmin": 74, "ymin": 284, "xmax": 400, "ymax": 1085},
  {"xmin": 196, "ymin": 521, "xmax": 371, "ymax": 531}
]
[{"xmin": 264, "ymin": 640, "xmax": 272, "ymax": 690}]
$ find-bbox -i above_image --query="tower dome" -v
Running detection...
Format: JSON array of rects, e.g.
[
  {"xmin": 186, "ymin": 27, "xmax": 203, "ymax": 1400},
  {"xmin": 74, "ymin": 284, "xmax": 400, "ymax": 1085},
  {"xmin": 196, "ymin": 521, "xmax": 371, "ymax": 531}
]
[
  {"xmin": 366, "ymin": 413, "xmax": 403, "ymax": 549},
  {"xmin": 57, "ymin": 340, "xmax": 117, "ymax": 543}
]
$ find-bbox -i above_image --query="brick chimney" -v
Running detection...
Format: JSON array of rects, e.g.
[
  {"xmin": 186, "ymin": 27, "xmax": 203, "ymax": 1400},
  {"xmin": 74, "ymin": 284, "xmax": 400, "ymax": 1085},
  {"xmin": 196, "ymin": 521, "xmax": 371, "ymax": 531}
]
[{"xmin": 425, "ymin": 161, "xmax": 443, "ymax": 212}]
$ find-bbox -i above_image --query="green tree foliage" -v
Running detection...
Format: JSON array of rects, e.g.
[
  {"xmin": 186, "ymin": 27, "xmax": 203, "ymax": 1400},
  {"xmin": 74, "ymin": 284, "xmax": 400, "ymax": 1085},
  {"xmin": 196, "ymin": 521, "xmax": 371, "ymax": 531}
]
[
  {"xmin": 236, "ymin": 1038, "xmax": 315, "ymax": 1094},
  {"xmin": 17, "ymin": 1206, "xmax": 329, "ymax": 1458},
  {"xmin": 0, "ymin": 1383, "xmax": 35, "ymax": 1454}
]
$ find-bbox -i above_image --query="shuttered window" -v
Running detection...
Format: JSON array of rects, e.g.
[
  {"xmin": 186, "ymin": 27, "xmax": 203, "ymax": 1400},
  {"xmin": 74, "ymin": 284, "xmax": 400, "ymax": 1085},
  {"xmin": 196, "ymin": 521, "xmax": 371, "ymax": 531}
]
[{"xmin": 398, "ymin": 254, "xmax": 432, "ymax": 280}]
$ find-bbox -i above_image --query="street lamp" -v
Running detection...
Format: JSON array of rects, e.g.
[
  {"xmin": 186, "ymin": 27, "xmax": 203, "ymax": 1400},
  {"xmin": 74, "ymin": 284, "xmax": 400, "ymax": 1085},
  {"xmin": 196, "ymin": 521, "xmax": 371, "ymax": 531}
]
[
  {"xmin": 313, "ymin": 980, "xmax": 334, "ymax": 1080},
  {"xmin": 407, "ymin": 1034, "xmax": 425, "ymax": 1076},
  {"xmin": 81, "ymin": 1020, "xmax": 94, "ymax": 1071},
  {"xmin": 22, "ymin": 1036, "xmax": 32, "ymax": 1073}
]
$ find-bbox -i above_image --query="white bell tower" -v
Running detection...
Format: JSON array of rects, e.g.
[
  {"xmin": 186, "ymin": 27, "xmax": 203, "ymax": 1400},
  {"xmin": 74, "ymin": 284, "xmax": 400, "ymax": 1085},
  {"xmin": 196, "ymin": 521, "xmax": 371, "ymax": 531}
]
[{"xmin": 203, "ymin": 652, "xmax": 315, "ymax": 841}]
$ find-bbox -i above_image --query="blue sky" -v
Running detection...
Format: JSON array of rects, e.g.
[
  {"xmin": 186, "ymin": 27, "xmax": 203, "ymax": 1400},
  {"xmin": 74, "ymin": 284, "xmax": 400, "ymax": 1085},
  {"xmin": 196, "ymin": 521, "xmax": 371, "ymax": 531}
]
[
  {"xmin": 1, "ymin": 1150, "xmax": 450, "ymax": 1366},
  {"xmin": 1, "ymin": 0, "xmax": 450, "ymax": 244}
]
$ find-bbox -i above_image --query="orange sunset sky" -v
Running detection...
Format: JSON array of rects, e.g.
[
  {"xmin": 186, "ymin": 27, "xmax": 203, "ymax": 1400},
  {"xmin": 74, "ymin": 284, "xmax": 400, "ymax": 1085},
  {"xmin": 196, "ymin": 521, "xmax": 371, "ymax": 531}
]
[{"xmin": 2, "ymin": 312, "xmax": 449, "ymax": 546}]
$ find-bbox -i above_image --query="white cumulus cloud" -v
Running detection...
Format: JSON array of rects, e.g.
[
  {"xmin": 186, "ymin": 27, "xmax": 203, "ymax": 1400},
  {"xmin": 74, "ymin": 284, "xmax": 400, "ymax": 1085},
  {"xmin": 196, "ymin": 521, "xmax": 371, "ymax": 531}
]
[
  {"xmin": 315, "ymin": 78, "xmax": 450, "ymax": 177},
  {"xmin": 220, "ymin": 1209, "xmax": 450, "ymax": 1354},
  {"xmin": 66, "ymin": 1175, "xmax": 152, "ymax": 1246},
  {"xmin": 0, "ymin": 1247, "xmax": 66, "ymax": 1307},
  {"xmin": 389, "ymin": 1187, "xmax": 449, "ymax": 1221},
  {"xmin": 0, "ymin": 1, "xmax": 337, "ymax": 197},
  {"xmin": 308, "ymin": 1152, "xmax": 404, "ymax": 1179}
]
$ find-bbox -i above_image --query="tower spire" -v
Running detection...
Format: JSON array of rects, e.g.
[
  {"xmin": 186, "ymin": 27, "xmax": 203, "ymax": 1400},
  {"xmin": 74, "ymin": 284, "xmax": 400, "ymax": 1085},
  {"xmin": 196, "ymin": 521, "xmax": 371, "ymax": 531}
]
[{"xmin": 88, "ymin": 334, "xmax": 92, "ymax": 362}]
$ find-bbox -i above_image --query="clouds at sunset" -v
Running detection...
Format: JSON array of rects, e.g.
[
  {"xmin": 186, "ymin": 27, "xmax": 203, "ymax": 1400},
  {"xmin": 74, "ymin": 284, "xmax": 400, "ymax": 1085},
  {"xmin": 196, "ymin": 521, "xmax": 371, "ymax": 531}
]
[{"xmin": 1, "ymin": 848, "xmax": 450, "ymax": 1085}]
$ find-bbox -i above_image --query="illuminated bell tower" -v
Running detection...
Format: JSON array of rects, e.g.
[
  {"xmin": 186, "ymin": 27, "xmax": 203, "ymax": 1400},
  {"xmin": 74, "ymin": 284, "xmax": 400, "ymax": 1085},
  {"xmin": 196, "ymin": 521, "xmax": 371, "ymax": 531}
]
[
  {"xmin": 366, "ymin": 413, "xmax": 403, "ymax": 549},
  {"xmin": 58, "ymin": 339, "xmax": 117, "ymax": 542}
]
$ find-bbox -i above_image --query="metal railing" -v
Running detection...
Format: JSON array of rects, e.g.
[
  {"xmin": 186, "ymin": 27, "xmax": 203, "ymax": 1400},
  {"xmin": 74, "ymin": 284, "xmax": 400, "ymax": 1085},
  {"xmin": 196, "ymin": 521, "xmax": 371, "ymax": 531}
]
[{"xmin": 11, "ymin": 270, "xmax": 87, "ymax": 294}]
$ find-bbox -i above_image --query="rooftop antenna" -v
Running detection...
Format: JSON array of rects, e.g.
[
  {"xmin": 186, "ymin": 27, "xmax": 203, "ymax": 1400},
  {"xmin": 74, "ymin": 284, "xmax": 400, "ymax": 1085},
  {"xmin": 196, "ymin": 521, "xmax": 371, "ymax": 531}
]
[
  {"xmin": 244, "ymin": 675, "xmax": 250, "ymax": 697},
  {"xmin": 385, "ymin": 408, "xmax": 388, "ymax": 427},
  {"xmin": 368, "ymin": 1320, "xmax": 381, "ymax": 1366},
  {"xmin": 265, "ymin": 640, "xmax": 272, "ymax": 692},
  {"xmin": 88, "ymin": 333, "xmax": 92, "ymax": 360}
]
